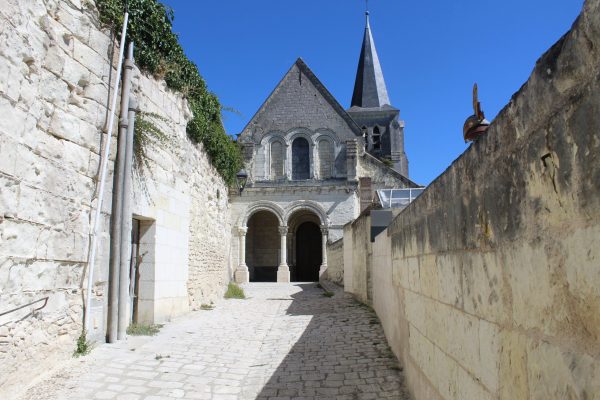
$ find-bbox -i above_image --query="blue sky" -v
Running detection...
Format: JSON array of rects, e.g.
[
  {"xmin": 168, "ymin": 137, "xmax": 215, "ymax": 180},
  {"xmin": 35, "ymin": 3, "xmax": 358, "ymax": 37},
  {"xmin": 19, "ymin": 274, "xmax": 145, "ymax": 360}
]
[{"xmin": 160, "ymin": 0, "xmax": 584, "ymax": 185}]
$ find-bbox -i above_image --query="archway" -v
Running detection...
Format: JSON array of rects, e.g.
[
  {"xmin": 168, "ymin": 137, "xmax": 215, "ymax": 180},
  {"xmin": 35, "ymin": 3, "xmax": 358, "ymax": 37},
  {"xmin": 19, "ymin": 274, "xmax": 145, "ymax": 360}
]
[
  {"xmin": 287, "ymin": 209, "xmax": 322, "ymax": 282},
  {"xmin": 246, "ymin": 210, "xmax": 280, "ymax": 282},
  {"xmin": 295, "ymin": 222, "xmax": 322, "ymax": 281}
]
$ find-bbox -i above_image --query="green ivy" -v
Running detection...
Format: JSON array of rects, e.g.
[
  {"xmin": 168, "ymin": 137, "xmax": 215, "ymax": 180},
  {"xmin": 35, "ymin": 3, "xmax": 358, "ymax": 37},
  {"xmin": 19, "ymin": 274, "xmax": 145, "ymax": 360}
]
[{"xmin": 94, "ymin": 0, "xmax": 241, "ymax": 184}]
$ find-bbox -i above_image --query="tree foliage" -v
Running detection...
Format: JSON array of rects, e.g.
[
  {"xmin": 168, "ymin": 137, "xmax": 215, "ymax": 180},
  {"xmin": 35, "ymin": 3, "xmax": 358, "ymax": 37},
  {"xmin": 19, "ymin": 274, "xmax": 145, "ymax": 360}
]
[{"xmin": 95, "ymin": 0, "xmax": 241, "ymax": 184}]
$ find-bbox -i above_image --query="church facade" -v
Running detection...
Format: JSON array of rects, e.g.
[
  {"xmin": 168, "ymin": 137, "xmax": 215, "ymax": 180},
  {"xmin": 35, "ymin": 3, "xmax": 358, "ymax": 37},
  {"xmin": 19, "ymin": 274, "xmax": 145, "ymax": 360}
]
[{"xmin": 230, "ymin": 13, "xmax": 418, "ymax": 283}]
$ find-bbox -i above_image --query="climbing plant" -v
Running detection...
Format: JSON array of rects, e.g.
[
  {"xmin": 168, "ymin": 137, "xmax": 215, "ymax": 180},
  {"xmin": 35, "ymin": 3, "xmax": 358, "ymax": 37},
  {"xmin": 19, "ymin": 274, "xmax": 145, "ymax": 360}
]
[{"xmin": 94, "ymin": 0, "xmax": 242, "ymax": 184}]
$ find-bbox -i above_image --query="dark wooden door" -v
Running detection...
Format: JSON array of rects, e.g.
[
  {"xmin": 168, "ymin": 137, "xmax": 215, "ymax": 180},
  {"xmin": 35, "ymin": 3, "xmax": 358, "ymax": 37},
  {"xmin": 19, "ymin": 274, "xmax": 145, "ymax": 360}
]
[{"xmin": 295, "ymin": 222, "xmax": 321, "ymax": 281}]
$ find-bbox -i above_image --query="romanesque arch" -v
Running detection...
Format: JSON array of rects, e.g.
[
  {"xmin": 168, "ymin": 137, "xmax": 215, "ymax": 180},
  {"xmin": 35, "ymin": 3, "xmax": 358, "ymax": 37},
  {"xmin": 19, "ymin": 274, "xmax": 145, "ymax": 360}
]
[
  {"xmin": 284, "ymin": 200, "xmax": 329, "ymax": 227},
  {"xmin": 240, "ymin": 201, "xmax": 285, "ymax": 228}
]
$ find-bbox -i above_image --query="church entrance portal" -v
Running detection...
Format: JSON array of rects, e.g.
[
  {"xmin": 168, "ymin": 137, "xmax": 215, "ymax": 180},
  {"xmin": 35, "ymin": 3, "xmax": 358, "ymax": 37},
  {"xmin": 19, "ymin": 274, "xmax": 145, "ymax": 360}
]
[
  {"xmin": 246, "ymin": 210, "xmax": 280, "ymax": 282},
  {"xmin": 288, "ymin": 209, "xmax": 323, "ymax": 282},
  {"xmin": 294, "ymin": 222, "xmax": 322, "ymax": 281}
]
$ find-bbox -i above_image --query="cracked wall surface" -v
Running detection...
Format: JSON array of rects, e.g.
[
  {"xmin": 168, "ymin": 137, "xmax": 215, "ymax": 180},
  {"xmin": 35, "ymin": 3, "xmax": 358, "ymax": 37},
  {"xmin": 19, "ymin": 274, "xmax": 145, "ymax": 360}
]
[
  {"xmin": 0, "ymin": 1, "xmax": 231, "ymax": 398},
  {"xmin": 337, "ymin": 0, "xmax": 600, "ymax": 399}
]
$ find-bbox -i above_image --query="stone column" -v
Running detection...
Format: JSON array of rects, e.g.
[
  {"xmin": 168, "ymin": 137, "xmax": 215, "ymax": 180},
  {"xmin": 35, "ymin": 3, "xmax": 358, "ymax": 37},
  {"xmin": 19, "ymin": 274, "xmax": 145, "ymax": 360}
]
[
  {"xmin": 277, "ymin": 226, "xmax": 290, "ymax": 283},
  {"xmin": 319, "ymin": 226, "xmax": 329, "ymax": 280},
  {"xmin": 235, "ymin": 227, "xmax": 249, "ymax": 284}
]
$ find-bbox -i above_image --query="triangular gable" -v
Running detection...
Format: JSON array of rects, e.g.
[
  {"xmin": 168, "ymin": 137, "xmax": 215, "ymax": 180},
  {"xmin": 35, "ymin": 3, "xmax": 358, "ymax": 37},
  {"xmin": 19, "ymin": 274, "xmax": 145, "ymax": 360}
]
[{"xmin": 239, "ymin": 58, "xmax": 363, "ymax": 141}]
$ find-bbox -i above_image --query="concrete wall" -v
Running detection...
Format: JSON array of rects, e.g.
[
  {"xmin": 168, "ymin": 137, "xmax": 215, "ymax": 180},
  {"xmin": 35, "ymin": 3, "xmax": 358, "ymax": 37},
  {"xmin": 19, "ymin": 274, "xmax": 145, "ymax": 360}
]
[
  {"xmin": 0, "ymin": 0, "xmax": 230, "ymax": 397},
  {"xmin": 340, "ymin": 1, "xmax": 600, "ymax": 399}
]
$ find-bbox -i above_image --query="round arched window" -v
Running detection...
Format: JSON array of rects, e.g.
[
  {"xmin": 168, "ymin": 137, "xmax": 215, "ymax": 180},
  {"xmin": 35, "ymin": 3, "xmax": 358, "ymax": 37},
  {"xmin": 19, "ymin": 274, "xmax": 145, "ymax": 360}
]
[{"xmin": 292, "ymin": 137, "xmax": 310, "ymax": 180}]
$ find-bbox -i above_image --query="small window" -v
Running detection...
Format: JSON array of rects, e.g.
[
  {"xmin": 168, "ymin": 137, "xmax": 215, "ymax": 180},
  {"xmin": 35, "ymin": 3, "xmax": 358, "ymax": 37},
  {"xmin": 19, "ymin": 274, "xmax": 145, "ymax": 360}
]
[
  {"xmin": 292, "ymin": 137, "xmax": 310, "ymax": 180},
  {"xmin": 270, "ymin": 141, "xmax": 285, "ymax": 180},
  {"xmin": 318, "ymin": 139, "xmax": 333, "ymax": 179},
  {"xmin": 362, "ymin": 126, "xmax": 368, "ymax": 151},
  {"xmin": 373, "ymin": 126, "xmax": 381, "ymax": 151}
]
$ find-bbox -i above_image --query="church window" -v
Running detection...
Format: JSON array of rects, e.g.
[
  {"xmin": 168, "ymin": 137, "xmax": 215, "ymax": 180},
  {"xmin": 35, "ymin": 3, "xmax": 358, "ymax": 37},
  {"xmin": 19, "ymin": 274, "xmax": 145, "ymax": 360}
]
[
  {"xmin": 373, "ymin": 126, "xmax": 381, "ymax": 150},
  {"xmin": 270, "ymin": 140, "xmax": 285, "ymax": 179},
  {"xmin": 318, "ymin": 139, "xmax": 333, "ymax": 179},
  {"xmin": 362, "ymin": 126, "xmax": 368, "ymax": 151},
  {"xmin": 292, "ymin": 137, "xmax": 310, "ymax": 180}
]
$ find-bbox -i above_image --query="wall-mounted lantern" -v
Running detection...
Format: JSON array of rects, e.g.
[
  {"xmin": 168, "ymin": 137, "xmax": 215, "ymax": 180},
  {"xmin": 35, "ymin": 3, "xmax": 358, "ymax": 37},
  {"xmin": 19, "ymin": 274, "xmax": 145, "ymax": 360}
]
[{"xmin": 236, "ymin": 169, "xmax": 248, "ymax": 195}]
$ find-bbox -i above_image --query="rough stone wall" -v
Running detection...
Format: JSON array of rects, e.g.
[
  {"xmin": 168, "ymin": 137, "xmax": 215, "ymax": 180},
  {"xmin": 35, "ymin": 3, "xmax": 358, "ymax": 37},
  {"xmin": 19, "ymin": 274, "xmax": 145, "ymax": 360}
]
[
  {"xmin": 358, "ymin": 152, "xmax": 418, "ymax": 190},
  {"xmin": 0, "ymin": 0, "xmax": 230, "ymax": 397},
  {"xmin": 0, "ymin": 1, "xmax": 113, "ymax": 396},
  {"xmin": 325, "ymin": 238, "xmax": 344, "ymax": 285},
  {"xmin": 343, "ymin": 1, "xmax": 600, "ymax": 398}
]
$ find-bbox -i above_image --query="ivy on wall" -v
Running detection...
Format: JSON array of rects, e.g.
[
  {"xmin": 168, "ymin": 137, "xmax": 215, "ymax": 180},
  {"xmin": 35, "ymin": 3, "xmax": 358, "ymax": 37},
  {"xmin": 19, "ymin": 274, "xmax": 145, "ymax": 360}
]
[{"xmin": 94, "ymin": 0, "xmax": 241, "ymax": 184}]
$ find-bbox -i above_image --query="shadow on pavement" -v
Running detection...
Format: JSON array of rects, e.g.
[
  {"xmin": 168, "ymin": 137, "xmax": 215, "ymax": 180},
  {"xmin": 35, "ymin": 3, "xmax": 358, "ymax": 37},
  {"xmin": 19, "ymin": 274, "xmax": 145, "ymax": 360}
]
[{"xmin": 253, "ymin": 283, "xmax": 409, "ymax": 399}]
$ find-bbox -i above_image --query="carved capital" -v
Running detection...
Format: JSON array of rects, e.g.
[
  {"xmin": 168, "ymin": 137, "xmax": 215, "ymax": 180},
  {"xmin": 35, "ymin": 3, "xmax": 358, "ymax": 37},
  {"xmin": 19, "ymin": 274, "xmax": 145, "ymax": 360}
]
[
  {"xmin": 238, "ymin": 227, "xmax": 248, "ymax": 236},
  {"xmin": 278, "ymin": 226, "xmax": 289, "ymax": 236},
  {"xmin": 320, "ymin": 226, "xmax": 329, "ymax": 235}
]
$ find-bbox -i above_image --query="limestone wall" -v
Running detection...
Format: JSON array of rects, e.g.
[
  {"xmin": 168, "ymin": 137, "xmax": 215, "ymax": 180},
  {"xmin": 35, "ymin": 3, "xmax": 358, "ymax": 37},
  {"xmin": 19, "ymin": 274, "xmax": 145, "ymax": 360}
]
[
  {"xmin": 343, "ymin": 1, "xmax": 600, "ymax": 398},
  {"xmin": 325, "ymin": 238, "xmax": 344, "ymax": 285},
  {"xmin": 0, "ymin": 0, "xmax": 230, "ymax": 397}
]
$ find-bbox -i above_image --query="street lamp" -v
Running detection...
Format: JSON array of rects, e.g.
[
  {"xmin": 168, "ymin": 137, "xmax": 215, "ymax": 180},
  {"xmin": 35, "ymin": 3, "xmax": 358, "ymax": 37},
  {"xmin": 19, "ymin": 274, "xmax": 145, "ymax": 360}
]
[{"xmin": 236, "ymin": 169, "xmax": 248, "ymax": 195}]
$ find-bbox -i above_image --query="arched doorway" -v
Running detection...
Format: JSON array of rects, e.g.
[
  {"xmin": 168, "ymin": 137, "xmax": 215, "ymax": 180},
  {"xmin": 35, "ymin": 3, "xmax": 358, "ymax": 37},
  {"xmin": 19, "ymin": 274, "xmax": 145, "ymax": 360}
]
[
  {"xmin": 287, "ymin": 209, "xmax": 322, "ymax": 282},
  {"xmin": 295, "ymin": 222, "xmax": 321, "ymax": 281},
  {"xmin": 246, "ymin": 210, "xmax": 280, "ymax": 282}
]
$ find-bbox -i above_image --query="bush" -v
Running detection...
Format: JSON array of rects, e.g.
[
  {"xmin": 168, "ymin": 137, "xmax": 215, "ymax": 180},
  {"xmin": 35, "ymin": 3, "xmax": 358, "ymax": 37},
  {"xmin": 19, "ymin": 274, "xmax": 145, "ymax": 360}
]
[
  {"xmin": 224, "ymin": 282, "xmax": 246, "ymax": 299},
  {"xmin": 94, "ymin": 0, "xmax": 242, "ymax": 184}
]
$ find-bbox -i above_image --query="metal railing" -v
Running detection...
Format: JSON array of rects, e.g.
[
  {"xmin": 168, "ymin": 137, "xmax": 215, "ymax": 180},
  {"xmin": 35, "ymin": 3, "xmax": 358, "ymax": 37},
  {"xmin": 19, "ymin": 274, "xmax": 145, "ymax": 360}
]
[
  {"xmin": 377, "ymin": 188, "xmax": 425, "ymax": 209},
  {"xmin": 0, "ymin": 297, "xmax": 48, "ymax": 318}
]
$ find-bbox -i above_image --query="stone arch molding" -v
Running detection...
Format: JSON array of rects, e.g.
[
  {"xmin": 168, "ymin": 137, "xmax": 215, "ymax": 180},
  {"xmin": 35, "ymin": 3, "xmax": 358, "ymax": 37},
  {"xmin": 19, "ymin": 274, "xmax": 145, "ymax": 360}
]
[
  {"xmin": 240, "ymin": 201, "xmax": 285, "ymax": 228},
  {"xmin": 284, "ymin": 200, "xmax": 330, "ymax": 227}
]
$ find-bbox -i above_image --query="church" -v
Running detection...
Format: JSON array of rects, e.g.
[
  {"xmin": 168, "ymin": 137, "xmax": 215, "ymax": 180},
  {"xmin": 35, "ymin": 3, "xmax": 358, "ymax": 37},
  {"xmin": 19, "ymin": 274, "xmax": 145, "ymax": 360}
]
[{"xmin": 230, "ymin": 12, "xmax": 419, "ymax": 283}]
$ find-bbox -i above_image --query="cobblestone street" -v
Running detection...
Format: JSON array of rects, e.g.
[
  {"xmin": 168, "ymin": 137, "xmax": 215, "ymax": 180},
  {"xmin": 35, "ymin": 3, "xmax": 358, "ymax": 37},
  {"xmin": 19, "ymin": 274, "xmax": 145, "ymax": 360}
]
[{"xmin": 20, "ymin": 283, "xmax": 408, "ymax": 400}]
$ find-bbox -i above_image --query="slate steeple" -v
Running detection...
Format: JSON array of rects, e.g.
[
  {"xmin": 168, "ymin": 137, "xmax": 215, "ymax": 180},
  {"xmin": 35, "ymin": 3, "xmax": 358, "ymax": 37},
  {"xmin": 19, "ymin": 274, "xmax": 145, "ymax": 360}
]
[
  {"xmin": 347, "ymin": 10, "xmax": 409, "ymax": 177},
  {"xmin": 351, "ymin": 11, "xmax": 391, "ymax": 108}
]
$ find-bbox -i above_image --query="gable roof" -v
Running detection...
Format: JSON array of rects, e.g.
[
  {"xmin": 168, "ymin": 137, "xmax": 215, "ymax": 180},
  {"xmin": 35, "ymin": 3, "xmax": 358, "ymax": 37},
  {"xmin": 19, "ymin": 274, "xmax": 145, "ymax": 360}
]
[{"xmin": 239, "ymin": 58, "xmax": 363, "ymax": 139}]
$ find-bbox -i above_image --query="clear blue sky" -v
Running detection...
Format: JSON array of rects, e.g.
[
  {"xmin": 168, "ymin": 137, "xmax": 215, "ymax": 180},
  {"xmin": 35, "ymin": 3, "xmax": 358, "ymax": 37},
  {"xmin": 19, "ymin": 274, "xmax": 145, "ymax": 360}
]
[{"xmin": 160, "ymin": 0, "xmax": 584, "ymax": 185}]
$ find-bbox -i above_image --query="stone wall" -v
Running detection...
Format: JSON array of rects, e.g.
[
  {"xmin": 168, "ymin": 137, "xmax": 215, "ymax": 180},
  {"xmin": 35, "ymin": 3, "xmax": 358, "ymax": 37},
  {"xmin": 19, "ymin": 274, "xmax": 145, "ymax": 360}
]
[
  {"xmin": 340, "ymin": 1, "xmax": 600, "ymax": 398},
  {"xmin": 0, "ymin": 0, "xmax": 230, "ymax": 397},
  {"xmin": 325, "ymin": 238, "xmax": 344, "ymax": 285}
]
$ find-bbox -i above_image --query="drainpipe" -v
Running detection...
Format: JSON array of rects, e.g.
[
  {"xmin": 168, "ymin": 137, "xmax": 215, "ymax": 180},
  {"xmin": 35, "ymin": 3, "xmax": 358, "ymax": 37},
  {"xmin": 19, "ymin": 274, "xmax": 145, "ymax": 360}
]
[
  {"xmin": 107, "ymin": 42, "xmax": 134, "ymax": 343},
  {"xmin": 83, "ymin": 11, "xmax": 129, "ymax": 334},
  {"xmin": 118, "ymin": 95, "xmax": 137, "ymax": 340}
]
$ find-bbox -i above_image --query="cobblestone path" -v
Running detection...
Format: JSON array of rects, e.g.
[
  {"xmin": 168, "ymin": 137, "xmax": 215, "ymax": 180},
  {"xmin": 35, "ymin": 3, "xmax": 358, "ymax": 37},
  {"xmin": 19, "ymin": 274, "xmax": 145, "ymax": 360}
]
[{"xmin": 21, "ymin": 283, "xmax": 409, "ymax": 400}]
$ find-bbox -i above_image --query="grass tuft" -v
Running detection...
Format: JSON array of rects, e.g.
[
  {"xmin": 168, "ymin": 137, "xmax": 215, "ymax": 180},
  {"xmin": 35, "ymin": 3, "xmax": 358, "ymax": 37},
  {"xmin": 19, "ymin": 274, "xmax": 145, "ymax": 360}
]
[
  {"xmin": 127, "ymin": 323, "xmax": 163, "ymax": 336},
  {"xmin": 73, "ymin": 330, "xmax": 93, "ymax": 357},
  {"xmin": 224, "ymin": 282, "xmax": 246, "ymax": 299},
  {"xmin": 322, "ymin": 291, "xmax": 334, "ymax": 298},
  {"xmin": 200, "ymin": 303, "xmax": 215, "ymax": 310}
]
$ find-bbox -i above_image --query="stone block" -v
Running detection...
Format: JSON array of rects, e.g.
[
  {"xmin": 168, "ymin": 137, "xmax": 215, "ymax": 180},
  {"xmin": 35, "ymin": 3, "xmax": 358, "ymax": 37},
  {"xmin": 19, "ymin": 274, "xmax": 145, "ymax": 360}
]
[
  {"xmin": 527, "ymin": 339, "xmax": 600, "ymax": 400},
  {"xmin": 73, "ymin": 39, "xmax": 105, "ymax": 79},
  {"xmin": 477, "ymin": 320, "xmax": 500, "ymax": 394},
  {"xmin": 498, "ymin": 330, "xmax": 529, "ymax": 399},
  {"xmin": 461, "ymin": 252, "xmax": 508, "ymax": 324},
  {"xmin": 0, "ymin": 175, "xmax": 20, "ymax": 217},
  {"xmin": 435, "ymin": 254, "xmax": 463, "ymax": 308},
  {"xmin": 42, "ymin": 44, "xmax": 66, "ymax": 77},
  {"xmin": 407, "ymin": 256, "xmax": 420, "ymax": 292},
  {"xmin": 0, "ymin": 219, "xmax": 46, "ymax": 259},
  {"xmin": 0, "ymin": 98, "xmax": 28, "ymax": 138},
  {"xmin": 456, "ymin": 364, "xmax": 493, "ymax": 400}
]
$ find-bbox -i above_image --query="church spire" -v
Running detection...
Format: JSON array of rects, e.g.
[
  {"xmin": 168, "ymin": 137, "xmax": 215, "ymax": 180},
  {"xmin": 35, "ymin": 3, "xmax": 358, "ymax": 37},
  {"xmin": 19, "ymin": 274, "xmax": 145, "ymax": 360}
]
[{"xmin": 351, "ymin": 11, "xmax": 391, "ymax": 108}]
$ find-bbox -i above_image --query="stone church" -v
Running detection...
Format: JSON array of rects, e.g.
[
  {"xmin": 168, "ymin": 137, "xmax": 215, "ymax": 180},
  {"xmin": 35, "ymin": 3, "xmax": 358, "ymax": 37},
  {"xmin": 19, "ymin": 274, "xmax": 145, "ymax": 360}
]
[{"xmin": 231, "ymin": 13, "xmax": 419, "ymax": 283}]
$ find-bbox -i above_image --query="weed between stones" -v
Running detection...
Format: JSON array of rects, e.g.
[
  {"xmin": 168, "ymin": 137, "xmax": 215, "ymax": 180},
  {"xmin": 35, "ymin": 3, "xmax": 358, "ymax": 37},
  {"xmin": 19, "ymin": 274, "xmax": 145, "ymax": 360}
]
[{"xmin": 127, "ymin": 323, "xmax": 163, "ymax": 336}]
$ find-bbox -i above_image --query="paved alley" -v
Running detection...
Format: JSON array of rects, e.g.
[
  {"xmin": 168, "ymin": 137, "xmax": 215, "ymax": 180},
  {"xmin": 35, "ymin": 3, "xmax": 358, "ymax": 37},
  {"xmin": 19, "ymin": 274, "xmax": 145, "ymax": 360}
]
[{"xmin": 20, "ymin": 283, "xmax": 409, "ymax": 400}]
